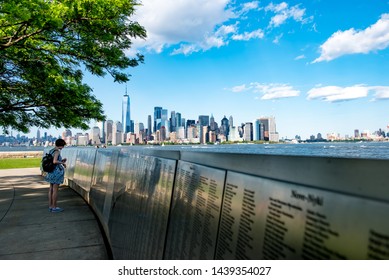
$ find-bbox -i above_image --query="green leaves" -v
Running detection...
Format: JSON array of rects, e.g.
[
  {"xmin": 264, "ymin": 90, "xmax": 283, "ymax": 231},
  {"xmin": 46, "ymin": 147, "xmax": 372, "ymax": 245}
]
[{"xmin": 0, "ymin": 0, "xmax": 146, "ymax": 133}]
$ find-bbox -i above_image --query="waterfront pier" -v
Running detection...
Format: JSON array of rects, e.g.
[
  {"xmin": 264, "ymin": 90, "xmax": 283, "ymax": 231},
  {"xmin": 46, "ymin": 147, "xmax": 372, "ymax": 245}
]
[{"xmin": 0, "ymin": 168, "xmax": 108, "ymax": 259}]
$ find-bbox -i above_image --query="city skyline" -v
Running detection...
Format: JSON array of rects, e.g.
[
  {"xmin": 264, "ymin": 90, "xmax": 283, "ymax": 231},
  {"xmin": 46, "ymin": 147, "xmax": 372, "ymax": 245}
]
[
  {"xmin": 14, "ymin": 101, "xmax": 387, "ymax": 143},
  {"xmin": 14, "ymin": 1, "xmax": 389, "ymax": 139}
]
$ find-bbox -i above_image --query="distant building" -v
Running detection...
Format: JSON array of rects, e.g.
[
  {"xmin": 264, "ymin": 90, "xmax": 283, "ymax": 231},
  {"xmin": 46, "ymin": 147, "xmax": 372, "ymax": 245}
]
[
  {"xmin": 177, "ymin": 126, "xmax": 185, "ymax": 140},
  {"xmin": 77, "ymin": 135, "xmax": 88, "ymax": 146},
  {"xmin": 161, "ymin": 109, "xmax": 169, "ymax": 135},
  {"xmin": 259, "ymin": 116, "xmax": 279, "ymax": 142},
  {"xmin": 62, "ymin": 129, "xmax": 72, "ymax": 140},
  {"xmin": 134, "ymin": 122, "xmax": 144, "ymax": 137},
  {"xmin": 105, "ymin": 120, "xmax": 113, "ymax": 144},
  {"xmin": 253, "ymin": 119, "xmax": 264, "ymax": 141},
  {"xmin": 220, "ymin": 116, "xmax": 229, "ymax": 140},
  {"xmin": 244, "ymin": 122, "xmax": 253, "ymax": 141},
  {"xmin": 170, "ymin": 111, "xmax": 176, "ymax": 133},
  {"xmin": 201, "ymin": 125, "xmax": 209, "ymax": 144},
  {"xmin": 122, "ymin": 90, "xmax": 131, "ymax": 134},
  {"xmin": 229, "ymin": 116, "xmax": 234, "ymax": 128},
  {"xmin": 97, "ymin": 121, "xmax": 105, "ymax": 143},
  {"xmin": 210, "ymin": 114, "xmax": 218, "ymax": 131},
  {"xmin": 112, "ymin": 121, "xmax": 123, "ymax": 145},
  {"xmin": 147, "ymin": 115, "xmax": 152, "ymax": 137},
  {"xmin": 90, "ymin": 126, "xmax": 101, "ymax": 145},
  {"xmin": 154, "ymin": 107, "xmax": 162, "ymax": 132},
  {"xmin": 198, "ymin": 115, "xmax": 209, "ymax": 144}
]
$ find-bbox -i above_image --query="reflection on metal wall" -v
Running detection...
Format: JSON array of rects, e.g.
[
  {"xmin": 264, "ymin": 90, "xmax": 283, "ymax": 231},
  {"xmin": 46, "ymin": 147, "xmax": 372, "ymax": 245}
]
[
  {"xmin": 63, "ymin": 147, "xmax": 389, "ymax": 260},
  {"xmin": 72, "ymin": 148, "xmax": 97, "ymax": 201},
  {"xmin": 89, "ymin": 148, "xmax": 120, "ymax": 234},
  {"xmin": 61, "ymin": 148, "xmax": 78, "ymax": 181},
  {"xmin": 108, "ymin": 148, "xmax": 177, "ymax": 259},
  {"xmin": 164, "ymin": 161, "xmax": 225, "ymax": 260}
]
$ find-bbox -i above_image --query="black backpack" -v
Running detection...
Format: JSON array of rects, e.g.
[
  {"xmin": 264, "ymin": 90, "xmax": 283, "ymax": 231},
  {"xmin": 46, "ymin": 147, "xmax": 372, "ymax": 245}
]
[{"xmin": 41, "ymin": 149, "xmax": 56, "ymax": 172}]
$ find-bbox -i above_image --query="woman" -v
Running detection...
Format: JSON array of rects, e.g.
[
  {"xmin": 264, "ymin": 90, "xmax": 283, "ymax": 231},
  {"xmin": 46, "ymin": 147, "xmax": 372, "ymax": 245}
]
[{"xmin": 45, "ymin": 139, "xmax": 67, "ymax": 213}]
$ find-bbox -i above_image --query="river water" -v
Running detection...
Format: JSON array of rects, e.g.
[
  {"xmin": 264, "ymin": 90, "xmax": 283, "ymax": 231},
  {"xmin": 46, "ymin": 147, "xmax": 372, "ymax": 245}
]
[
  {"xmin": 1, "ymin": 141, "xmax": 388, "ymax": 159},
  {"xmin": 154, "ymin": 141, "xmax": 389, "ymax": 160}
]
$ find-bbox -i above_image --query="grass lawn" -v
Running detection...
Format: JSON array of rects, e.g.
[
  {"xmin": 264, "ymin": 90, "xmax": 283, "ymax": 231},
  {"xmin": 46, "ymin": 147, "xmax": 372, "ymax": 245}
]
[{"xmin": 0, "ymin": 158, "xmax": 41, "ymax": 169}]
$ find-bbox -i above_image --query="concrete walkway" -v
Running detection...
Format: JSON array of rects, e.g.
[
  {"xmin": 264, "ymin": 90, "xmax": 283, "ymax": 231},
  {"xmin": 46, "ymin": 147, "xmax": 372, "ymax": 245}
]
[{"xmin": 0, "ymin": 168, "xmax": 108, "ymax": 259}]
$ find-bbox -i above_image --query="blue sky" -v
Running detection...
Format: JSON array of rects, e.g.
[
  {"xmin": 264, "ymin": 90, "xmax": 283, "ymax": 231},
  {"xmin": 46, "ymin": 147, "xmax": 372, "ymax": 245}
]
[{"xmin": 29, "ymin": 0, "xmax": 389, "ymax": 139}]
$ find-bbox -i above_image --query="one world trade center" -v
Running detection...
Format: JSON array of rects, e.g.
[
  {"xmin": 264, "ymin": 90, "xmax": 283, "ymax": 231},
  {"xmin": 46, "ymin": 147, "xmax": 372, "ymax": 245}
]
[{"xmin": 122, "ymin": 88, "xmax": 131, "ymax": 134}]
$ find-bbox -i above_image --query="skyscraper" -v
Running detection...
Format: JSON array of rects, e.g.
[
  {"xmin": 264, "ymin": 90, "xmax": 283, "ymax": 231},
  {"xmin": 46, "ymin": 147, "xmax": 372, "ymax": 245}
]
[
  {"xmin": 175, "ymin": 112, "xmax": 182, "ymax": 130},
  {"xmin": 198, "ymin": 115, "xmax": 209, "ymax": 127},
  {"xmin": 147, "ymin": 115, "xmax": 152, "ymax": 136},
  {"xmin": 97, "ymin": 121, "xmax": 105, "ymax": 143},
  {"xmin": 210, "ymin": 114, "xmax": 218, "ymax": 131},
  {"xmin": 220, "ymin": 116, "xmax": 229, "ymax": 140},
  {"xmin": 170, "ymin": 111, "xmax": 176, "ymax": 132},
  {"xmin": 198, "ymin": 115, "xmax": 209, "ymax": 144},
  {"xmin": 161, "ymin": 109, "xmax": 169, "ymax": 135},
  {"xmin": 122, "ymin": 88, "xmax": 131, "ymax": 134},
  {"xmin": 253, "ymin": 119, "xmax": 264, "ymax": 141},
  {"xmin": 259, "ymin": 116, "xmax": 279, "ymax": 142},
  {"xmin": 244, "ymin": 122, "xmax": 253, "ymax": 141},
  {"xmin": 229, "ymin": 116, "xmax": 234, "ymax": 128},
  {"xmin": 154, "ymin": 106, "xmax": 162, "ymax": 132},
  {"xmin": 112, "ymin": 121, "xmax": 123, "ymax": 145},
  {"xmin": 90, "ymin": 126, "xmax": 101, "ymax": 145},
  {"xmin": 105, "ymin": 120, "xmax": 113, "ymax": 144}
]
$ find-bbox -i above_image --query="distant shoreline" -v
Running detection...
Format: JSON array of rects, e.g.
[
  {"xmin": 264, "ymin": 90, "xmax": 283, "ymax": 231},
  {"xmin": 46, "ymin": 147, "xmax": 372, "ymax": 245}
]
[{"xmin": 0, "ymin": 151, "xmax": 43, "ymax": 159}]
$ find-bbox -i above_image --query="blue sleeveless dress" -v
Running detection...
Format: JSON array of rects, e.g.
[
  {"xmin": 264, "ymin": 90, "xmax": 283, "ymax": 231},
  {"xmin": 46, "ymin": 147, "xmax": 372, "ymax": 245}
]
[{"xmin": 44, "ymin": 148, "xmax": 65, "ymax": 185}]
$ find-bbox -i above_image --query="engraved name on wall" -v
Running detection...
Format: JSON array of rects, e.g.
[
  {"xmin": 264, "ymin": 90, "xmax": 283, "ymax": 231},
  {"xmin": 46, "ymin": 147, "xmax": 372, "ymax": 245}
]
[
  {"xmin": 165, "ymin": 161, "xmax": 225, "ymax": 260},
  {"xmin": 216, "ymin": 171, "xmax": 389, "ymax": 259}
]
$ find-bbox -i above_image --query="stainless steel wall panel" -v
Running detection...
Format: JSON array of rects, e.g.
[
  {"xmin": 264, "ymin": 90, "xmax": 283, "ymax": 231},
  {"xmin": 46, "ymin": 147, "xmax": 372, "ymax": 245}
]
[
  {"xmin": 72, "ymin": 148, "xmax": 97, "ymax": 201},
  {"xmin": 180, "ymin": 151, "xmax": 389, "ymax": 203},
  {"xmin": 164, "ymin": 161, "xmax": 225, "ymax": 260},
  {"xmin": 61, "ymin": 147, "xmax": 389, "ymax": 260},
  {"xmin": 61, "ymin": 148, "xmax": 78, "ymax": 181},
  {"xmin": 108, "ymin": 149, "xmax": 176, "ymax": 259},
  {"xmin": 216, "ymin": 171, "xmax": 389, "ymax": 260},
  {"xmin": 89, "ymin": 148, "xmax": 120, "ymax": 235}
]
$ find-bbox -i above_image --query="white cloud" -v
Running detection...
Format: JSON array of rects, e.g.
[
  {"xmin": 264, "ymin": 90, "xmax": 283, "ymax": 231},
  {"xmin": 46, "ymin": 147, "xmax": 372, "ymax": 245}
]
[
  {"xmin": 227, "ymin": 83, "xmax": 300, "ymax": 100},
  {"xmin": 132, "ymin": 0, "xmax": 233, "ymax": 54},
  {"xmin": 295, "ymin": 54, "xmax": 305, "ymax": 60},
  {"xmin": 230, "ymin": 84, "xmax": 252, "ymax": 92},
  {"xmin": 172, "ymin": 44, "xmax": 199, "ymax": 56},
  {"xmin": 370, "ymin": 86, "xmax": 389, "ymax": 100},
  {"xmin": 265, "ymin": 2, "xmax": 307, "ymax": 28},
  {"xmin": 241, "ymin": 1, "xmax": 261, "ymax": 14},
  {"xmin": 266, "ymin": 2, "xmax": 288, "ymax": 13},
  {"xmin": 131, "ymin": 0, "xmax": 311, "ymax": 55},
  {"xmin": 272, "ymin": 33, "xmax": 283, "ymax": 44},
  {"xmin": 232, "ymin": 29, "xmax": 264, "ymax": 41},
  {"xmin": 307, "ymin": 85, "xmax": 369, "ymax": 102},
  {"xmin": 252, "ymin": 83, "xmax": 300, "ymax": 99},
  {"xmin": 215, "ymin": 24, "xmax": 238, "ymax": 37},
  {"xmin": 313, "ymin": 14, "xmax": 389, "ymax": 63}
]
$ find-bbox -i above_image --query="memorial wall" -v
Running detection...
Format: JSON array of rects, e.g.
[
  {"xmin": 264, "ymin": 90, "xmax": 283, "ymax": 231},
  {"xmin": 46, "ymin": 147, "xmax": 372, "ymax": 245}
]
[{"xmin": 60, "ymin": 147, "xmax": 389, "ymax": 260}]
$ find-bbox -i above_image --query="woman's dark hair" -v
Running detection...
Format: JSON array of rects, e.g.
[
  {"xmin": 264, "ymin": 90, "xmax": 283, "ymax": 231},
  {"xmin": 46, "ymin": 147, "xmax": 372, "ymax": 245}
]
[{"xmin": 55, "ymin": 139, "xmax": 67, "ymax": 147}]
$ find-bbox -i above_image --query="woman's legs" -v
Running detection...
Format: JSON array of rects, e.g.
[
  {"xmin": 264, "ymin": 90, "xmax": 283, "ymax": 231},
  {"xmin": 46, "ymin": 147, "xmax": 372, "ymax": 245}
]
[
  {"xmin": 52, "ymin": 184, "xmax": 59, "ymax": 208},
  {"xmin": 48, "ymin": 183, "xmax": 59, "ymax": 209},
  {"xmin": 48, "ymin": 183, "xmax": 53, "ymax": 209}
]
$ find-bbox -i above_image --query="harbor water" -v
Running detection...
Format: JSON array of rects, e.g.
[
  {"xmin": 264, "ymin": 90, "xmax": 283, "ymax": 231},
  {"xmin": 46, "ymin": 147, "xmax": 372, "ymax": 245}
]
[{"xmin": 1, "ymin": 141, "xmax": 388, "ymax": 159}]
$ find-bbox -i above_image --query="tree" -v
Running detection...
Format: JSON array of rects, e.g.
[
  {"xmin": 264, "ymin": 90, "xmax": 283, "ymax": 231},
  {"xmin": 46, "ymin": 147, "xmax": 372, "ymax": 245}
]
[{"xmin": 0, "ymin": 0, "xmax": 146, "ymax": 133}]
